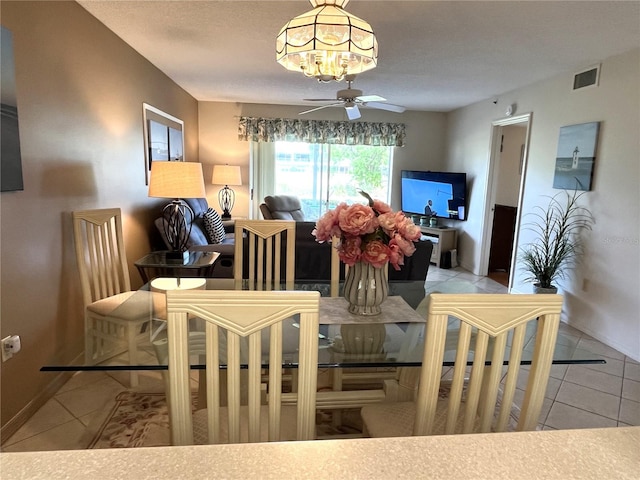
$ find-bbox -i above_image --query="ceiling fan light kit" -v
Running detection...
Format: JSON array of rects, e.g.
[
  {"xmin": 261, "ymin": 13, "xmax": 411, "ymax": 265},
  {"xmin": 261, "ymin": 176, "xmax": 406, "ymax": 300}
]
[
  {"xmin": 300, "ymin": 76, "xmax": 407, "ymax": 121},
  {"xmin": 276, "ymin": 0, "xmax": 378, "ymax": 82}
]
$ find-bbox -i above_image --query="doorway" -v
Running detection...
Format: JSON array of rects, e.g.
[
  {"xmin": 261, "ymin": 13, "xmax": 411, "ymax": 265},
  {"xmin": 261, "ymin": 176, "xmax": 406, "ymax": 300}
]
[{"xmin": 480, "ymin": 114, "xmax": 532, "ymax": 289}]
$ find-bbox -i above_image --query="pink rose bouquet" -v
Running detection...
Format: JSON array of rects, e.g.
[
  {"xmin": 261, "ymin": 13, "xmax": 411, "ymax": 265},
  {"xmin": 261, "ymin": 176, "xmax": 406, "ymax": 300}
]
[{"xmin": 313, "ymin": 191, "xmax": 422, "ymax": 271}]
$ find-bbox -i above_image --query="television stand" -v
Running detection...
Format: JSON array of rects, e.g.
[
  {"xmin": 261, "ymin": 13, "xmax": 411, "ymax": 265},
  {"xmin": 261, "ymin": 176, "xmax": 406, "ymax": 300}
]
[{"xmin": 419, "ymin": 226, "xmax": 457, "ymax": 268}]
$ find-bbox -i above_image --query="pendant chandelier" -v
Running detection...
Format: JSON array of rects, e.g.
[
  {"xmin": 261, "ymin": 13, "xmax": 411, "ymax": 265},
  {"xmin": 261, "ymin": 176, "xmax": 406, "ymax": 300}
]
[{"xmin": 276, "ymin": 0, "xmax": 378, "ymax": 83}]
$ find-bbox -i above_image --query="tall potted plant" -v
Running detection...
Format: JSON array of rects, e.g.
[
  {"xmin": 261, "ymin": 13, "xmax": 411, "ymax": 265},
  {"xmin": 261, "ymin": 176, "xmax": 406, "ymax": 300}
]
[{"xmin": 519, "ymin": 190, "xmax": 594, "ymax": 293}]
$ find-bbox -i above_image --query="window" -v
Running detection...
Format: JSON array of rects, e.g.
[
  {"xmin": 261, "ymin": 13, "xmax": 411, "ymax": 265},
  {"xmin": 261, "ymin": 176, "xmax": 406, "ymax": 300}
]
[{"xmin": 271, "ymin": 142, "xmax": 393, "ymax": 220}]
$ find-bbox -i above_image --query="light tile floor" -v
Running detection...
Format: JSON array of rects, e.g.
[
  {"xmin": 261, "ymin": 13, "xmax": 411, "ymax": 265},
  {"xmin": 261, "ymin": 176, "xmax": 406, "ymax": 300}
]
[{"xmin": 2, "ymin": 267, "xmax": 638, "ymax": 451}]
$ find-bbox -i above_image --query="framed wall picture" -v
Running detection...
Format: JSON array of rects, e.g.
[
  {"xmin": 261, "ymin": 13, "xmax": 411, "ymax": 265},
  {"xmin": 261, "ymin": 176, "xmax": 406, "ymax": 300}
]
[
  {"xmin": 142, "ymin": 103, "xmax": 184, "ymax": 184},
  {"xmin": 552, "ymin": 121, "xmax": 600, "ymax": 191},
  {"xmin": 1, "ymin": 26, "xmax": 24, "ymax": 192}
]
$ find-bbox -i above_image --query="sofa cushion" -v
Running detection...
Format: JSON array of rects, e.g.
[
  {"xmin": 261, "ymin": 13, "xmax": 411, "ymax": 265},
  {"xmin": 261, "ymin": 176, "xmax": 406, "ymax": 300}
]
[
  {"xmin": 155, "ymin": 217, "xmax": 210, "ymax": 249},
  {"xmin": 202, "ymin": 208, "xmax": 226, "ymax": 244},
  {"xmin": 263, "ymin": 195, "xmax": 305, "ymax": 221},
  {"xmin": 184, "ymin": 198, "xmax": 209, "ymax": 218}
]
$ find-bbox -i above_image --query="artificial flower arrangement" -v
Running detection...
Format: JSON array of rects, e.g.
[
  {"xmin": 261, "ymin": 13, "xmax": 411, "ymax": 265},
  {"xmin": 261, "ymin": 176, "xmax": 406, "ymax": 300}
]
[{"xmin": 313, "ymin": 191, "xmax": 422, "ymax": 271}]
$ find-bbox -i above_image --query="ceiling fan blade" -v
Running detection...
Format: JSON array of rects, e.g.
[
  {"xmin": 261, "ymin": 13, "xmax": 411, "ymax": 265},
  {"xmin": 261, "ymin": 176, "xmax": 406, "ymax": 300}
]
[
  {"xmin": 345, "ymin": 104, "xmax": 361, "ymax": 120},
  {"xmin": 356, "ymin": 94, "xmax": 386, "ymax": 103},
  {"xmin": 302, "ymin": 98, "xmax": 339, "ymax": 102},
  {"xmin": 299, "ymin": 103, "xmax": 342, "ymax": 115},
  {"xmin": 366, "ymin": 101, "xmax": 406, "ymax": 113}
]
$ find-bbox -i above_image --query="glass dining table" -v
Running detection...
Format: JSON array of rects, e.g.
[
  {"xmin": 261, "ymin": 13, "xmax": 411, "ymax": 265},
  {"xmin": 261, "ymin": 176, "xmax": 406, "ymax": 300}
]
[{"xmin": 41, "ymin": 279, "xmax": 606, "ymax": 373}]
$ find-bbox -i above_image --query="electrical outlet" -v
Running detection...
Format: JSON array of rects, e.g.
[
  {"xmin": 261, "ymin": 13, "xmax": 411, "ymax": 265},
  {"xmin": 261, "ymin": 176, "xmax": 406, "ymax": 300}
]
[{"xmin": 2, "ymin": 335, "xmax": 21, "ymax": 362}]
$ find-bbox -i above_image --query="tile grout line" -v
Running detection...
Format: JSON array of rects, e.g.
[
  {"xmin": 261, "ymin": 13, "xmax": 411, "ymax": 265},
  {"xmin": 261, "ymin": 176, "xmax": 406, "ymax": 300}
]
[{"xmin": 549, "ymin": 398, "xmax": 620, "ymax": 424}]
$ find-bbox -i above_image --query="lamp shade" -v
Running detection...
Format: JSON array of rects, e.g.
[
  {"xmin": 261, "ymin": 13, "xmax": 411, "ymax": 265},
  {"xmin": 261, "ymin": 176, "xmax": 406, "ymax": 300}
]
[
  {"xmin": 212, "ymin": 165, "xmax": 242, "ymax": 186},
  {"xmin": 276, "ymin": 0, "xmax": 378, "ymax": 82},
  {"xmin": 148, "ymin": 161, "xmax": 206, "ymax": 199}
]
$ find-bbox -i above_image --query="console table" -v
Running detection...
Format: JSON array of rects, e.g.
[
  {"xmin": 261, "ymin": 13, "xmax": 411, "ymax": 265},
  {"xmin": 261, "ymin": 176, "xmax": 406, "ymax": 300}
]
[{"xmin": 420, "ymin": 226, "xmax": 457, "ymax": 267}]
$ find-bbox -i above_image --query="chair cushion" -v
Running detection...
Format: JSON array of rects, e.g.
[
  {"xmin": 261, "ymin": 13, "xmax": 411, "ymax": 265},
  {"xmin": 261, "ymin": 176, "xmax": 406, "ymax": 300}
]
[
  {"xmin": 202, "ymin": 208, "xmax": 226, "ymax": 244},
  {"xmin": 264, "ymin": 195, "xmax": 305, "ymax": 221},
  {"xmin": 87, "ymin": 291, "xmax": 166, "ymax": 320},
  {"xmin": 361, "ymin": 401, "xmax": 417, "ymax": 438},
  {"xmin": 192, "ymin": 405, "xmax": 300, "ymax": 444},
  {"xmin": 361, "ymin": 396, "xmax": 482, "ymax": 437}
]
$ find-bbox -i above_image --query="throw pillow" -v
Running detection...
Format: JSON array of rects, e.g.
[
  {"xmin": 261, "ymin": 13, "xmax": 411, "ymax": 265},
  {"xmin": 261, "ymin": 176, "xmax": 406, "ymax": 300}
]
[{"xmin": 202, "ymin": 208, "xmax": 226, "ymax": 244}]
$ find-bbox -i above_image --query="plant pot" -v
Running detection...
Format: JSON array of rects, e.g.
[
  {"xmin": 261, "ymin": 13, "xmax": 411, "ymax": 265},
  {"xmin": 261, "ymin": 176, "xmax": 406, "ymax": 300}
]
[{"xmin": 533, "ymin": 283, "xmax": 558, "ymax": 294}]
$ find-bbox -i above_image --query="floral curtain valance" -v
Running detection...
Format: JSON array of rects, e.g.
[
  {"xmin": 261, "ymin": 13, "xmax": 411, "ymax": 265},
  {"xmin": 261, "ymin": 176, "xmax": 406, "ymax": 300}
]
[{"xmin": 238, "ymin": 117, "xmax": 406, "ymax": 147}]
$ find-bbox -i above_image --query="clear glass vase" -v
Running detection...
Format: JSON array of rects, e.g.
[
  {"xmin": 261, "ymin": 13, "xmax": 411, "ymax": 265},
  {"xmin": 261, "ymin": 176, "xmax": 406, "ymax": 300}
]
[{"xmin": 343, "ymin": 261, "xmax": 388, "ymax": 315}]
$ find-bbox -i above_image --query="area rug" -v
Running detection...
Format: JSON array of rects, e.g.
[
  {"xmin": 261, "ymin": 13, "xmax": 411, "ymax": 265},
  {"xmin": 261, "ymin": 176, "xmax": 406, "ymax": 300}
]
[
  {"xmin": 88, "ymin": 391, "xmax": 175, "ymax": 449},
  {"xmin": 88, "ymin": 391, "xmax": 362, "ymax": 448}
]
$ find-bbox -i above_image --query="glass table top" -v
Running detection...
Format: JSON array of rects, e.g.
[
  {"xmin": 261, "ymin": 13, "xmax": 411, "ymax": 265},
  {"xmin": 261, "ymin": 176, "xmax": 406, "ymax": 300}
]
[
  {"xmin": 134, "ymin": 251, "xmax": 219, "ymax": 268},
  {"xmin": 41, "ymin": 279, "xmax": 605, "ymax": 372}
]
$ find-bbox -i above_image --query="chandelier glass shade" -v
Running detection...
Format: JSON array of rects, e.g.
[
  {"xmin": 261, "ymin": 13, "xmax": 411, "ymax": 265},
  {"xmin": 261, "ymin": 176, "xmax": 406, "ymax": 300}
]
[{"xmin": 276, "ymin": 0, "xmax": 378, "ymax": 82}]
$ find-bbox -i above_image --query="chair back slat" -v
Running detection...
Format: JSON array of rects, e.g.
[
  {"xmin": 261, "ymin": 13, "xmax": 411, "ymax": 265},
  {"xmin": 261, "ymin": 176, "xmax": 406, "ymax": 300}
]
[
  {"xmin": 205, "ymin": 323, "xmax": 222, "ymax": 444},
  {"xmin": 226, "ymin": 331, "xmax": 242, "ymax": 443},
  {"xmin": 72, "ymin": 208, "xmax": 130, "ymax": 306},
  {"xmin": 166, "ymin": 289, "xmax": 319, "ymax": 446},
  {"xmin": 478, "ymin": 331, "xmax": 509, "ymax": 432},
  {"xmin": 268, "ymin": 322, "xmax": 283, "ymax": 440},
  {"xmin": 415, "ymin": 293, "xmax": 563, "ymax": 436},
  {"xmin": 247, "ymin": 331, "xmax": 262, "ymax": 443},
  {"xmin": 330, "ymin": 236, "xmax": 341, "ymax": 297},
  {"xmin": 296, "ymin": 310, "xmax": 321, "ymax": 439},
  {"xmin": 445, "ymin": 321, "xmax": 473, "ymax": 434},
  {"xmin": 462, "ymin": 330, "xmax": 489, "ymax": 433},
  {"xmin": 235, "ymin": 220, "xmax": 295, "ymax": 291},
  {"xmin": 495, "ymin": 324, "xmax": 527, "ymax": 431},
  {"xmin": 519, "ymin": 311, "xmax": 561, "ymax": 430}
]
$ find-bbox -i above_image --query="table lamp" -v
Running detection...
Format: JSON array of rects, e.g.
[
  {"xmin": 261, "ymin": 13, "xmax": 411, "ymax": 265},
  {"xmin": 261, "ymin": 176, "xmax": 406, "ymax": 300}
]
[
  {"xmin": 148, "ymin": 161, "xmax": 206, "ymax": 263},
  {"xmin": 211, "ymin": 164, "xmax": 242, "ymax": 219}
]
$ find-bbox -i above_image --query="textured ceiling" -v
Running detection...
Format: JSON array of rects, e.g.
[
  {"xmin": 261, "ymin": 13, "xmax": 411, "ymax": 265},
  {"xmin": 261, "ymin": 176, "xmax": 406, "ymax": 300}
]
[{"xmin": 78, "ymin": 0, "xmax": 640, "ymax": 112}]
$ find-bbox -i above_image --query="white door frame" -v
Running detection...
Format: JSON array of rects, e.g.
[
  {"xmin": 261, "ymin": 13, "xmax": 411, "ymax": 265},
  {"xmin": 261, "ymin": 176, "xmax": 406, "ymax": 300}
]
[{"xmin": 479, "ymin": 113, "xmax": 532, "ymax": 289}]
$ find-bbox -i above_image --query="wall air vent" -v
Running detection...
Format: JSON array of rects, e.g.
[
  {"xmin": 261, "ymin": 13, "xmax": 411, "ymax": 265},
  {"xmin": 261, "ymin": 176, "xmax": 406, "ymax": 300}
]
[{"xmin": 573, "ymin": 64, "xmax": 600, "ymax": 91}]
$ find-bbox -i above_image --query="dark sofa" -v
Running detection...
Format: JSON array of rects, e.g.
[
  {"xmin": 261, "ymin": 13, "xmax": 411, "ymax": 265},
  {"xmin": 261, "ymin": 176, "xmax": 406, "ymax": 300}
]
[
  {"xmin": 154, "ymin": 199, "xmax": 433, "ymax": 281},
  {"xmin": 293, "ymin": 222, "xmax": 433, "ymax": 281}
]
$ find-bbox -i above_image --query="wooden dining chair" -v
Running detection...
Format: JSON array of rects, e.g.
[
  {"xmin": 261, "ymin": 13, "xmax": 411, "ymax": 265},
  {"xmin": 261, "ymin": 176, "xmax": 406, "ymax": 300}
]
[
  {"xmin": 234, "ymin": 220, "xmax": 295, "ymax": 291},
  {"xmin": 72, "ymin": 208, "xmax": 165, "ymax": 387},
  {"xmin": 165, "ymin": 289, "xmax": 320, "ymax": 445},
  {"xmin": 361, "ymin": 293, "xmax": 563, "ymax": 437}
]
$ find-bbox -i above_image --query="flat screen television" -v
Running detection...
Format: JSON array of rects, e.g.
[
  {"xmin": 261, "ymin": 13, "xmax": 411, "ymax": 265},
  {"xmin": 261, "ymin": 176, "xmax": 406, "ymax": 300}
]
[{"xmin": 401, "ymin": 170, "xmax": 467, "ymax": 220}]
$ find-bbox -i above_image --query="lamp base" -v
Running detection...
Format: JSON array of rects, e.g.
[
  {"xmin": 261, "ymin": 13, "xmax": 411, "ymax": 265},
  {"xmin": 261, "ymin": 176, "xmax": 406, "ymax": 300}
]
[
  {"xmin": 218, "ymin": 186, "xmax": 235, "ymax": 221},
  {"xmin": 165, "ymin": 250, "xmax": 190, "ymax": 264}
]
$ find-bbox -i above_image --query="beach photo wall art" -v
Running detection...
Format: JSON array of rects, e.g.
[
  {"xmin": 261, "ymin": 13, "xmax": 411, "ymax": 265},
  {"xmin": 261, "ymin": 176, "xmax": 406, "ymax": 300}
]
[{"xmin": 553, "ymin": 121, "xmax": 600, "ymax": 191}]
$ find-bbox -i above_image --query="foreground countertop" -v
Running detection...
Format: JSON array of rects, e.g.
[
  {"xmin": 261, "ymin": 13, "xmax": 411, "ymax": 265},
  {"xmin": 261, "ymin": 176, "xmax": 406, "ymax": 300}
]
[{"xmin": 2, "ymin": 427, "xmax": 638, "ymax": 479}]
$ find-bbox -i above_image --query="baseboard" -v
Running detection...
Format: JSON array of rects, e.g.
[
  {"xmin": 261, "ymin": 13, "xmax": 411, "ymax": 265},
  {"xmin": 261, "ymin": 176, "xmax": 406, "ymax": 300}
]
[
  {"xmin": 458, "ymin": 260, "xmax": 477, "ymax": 274},
  {"xmin": 566, "ymin": 318, "xmax": 639, "ymax": 362},
  {"xmin": 1, "ymin": 370, "xmax": 75, "ymax": 445}
]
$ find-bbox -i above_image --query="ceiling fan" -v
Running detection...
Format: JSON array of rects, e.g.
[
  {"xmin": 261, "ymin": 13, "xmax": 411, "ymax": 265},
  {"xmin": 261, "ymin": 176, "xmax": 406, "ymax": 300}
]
[{"xmin": 299, "ymin": 75, "xmax": 406, "ymax": 121}]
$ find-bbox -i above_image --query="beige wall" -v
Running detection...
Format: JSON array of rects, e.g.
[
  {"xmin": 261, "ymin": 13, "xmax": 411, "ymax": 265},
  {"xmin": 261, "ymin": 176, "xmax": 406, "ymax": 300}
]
[
  {"xmin": 0, "ymin": 1, "xmax": 198, "ymax": 432},
  {"xmin": 447, "ymin": 48, "xmax": 640, "ymax": 359},
  {"xmin": 198, "ymin": 103, "xmax": 448, "ymax": 218}
]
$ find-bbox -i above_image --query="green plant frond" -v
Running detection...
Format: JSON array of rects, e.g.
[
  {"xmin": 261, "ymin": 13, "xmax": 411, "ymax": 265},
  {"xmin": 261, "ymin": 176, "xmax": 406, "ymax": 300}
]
[{"xmin": 518, "ymin": 189, "xmax": 594, "ymax": 288}]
